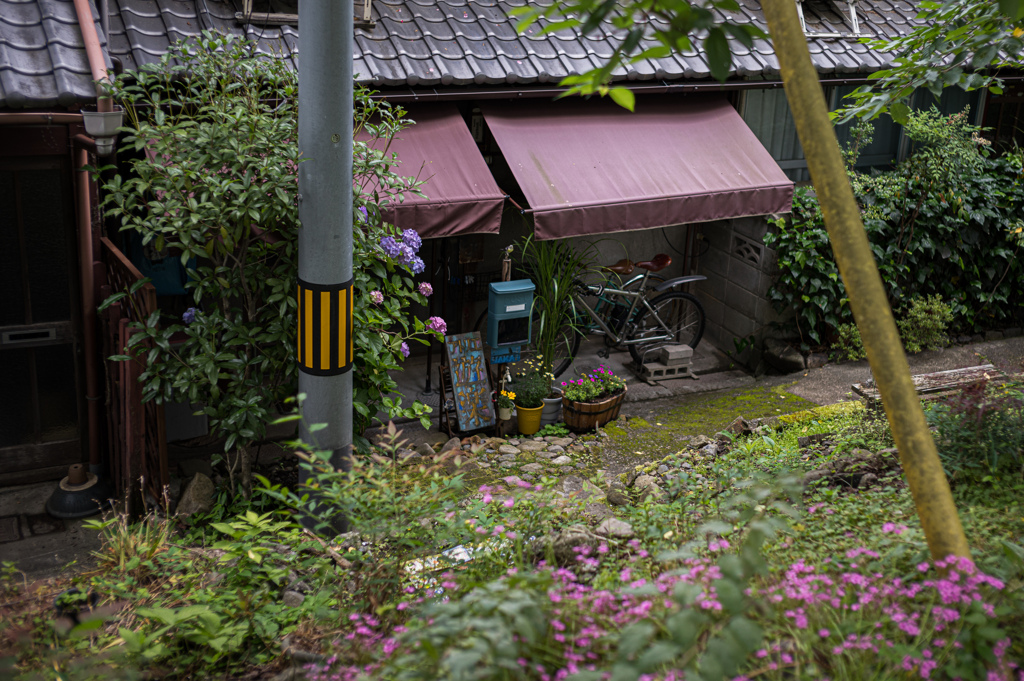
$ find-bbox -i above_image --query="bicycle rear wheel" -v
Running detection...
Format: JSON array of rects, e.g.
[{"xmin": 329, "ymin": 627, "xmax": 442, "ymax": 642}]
[
  {"xmin": 474, "ymin": 302, "xmax": 581, "ymax": 378},
  {"xmin": 627, "ymin": 292, "xmax": 705, "ymax": 365}
]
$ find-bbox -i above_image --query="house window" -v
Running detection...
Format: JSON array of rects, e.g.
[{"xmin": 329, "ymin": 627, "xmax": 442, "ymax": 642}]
[{"xmin": 235, "ymin": 0, "xmax": 374, "ymax": 28}]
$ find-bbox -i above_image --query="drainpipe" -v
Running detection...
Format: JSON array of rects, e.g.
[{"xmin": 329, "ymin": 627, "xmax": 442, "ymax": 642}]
[
  {"xmin": 72, "ymin": 135, "xmax": 102, "ymax": 472},
  {"xmin": 72, "ymin": 0, "xmax": 113, "ymax": 113}
]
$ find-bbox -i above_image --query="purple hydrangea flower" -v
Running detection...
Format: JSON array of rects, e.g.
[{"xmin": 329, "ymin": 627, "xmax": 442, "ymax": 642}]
[
  {"xmin": 418, "ymin": 282, "xmax": 433, "ymax": 297},
  {"xmin": 370, "ymin": 290, "xmax": 384, "ymax": 305},
  {"xmin": 402, "ymin": 228, "xmax": 422, "ymax": 252},
  {"xmin": 410, "ymin": 256, "xmax": 425, "ymax": 274},
  {"xmin": 400, "ymin": 341, "xmax": 410, "ymax": 358},
  {"xmin": 357, "ymin": 206, "xmax": 369, "ymax": 224},
  {"xmin": 427, "ymin": 316, "xmax": 447, "ymax": 335},
  {"xmin": 182, "ymin": 307, "xmax": 197, "ymax": 324},
  {"xmin": 397, "ymin": 243, "xmax": 415, "ymax": 266},
  {"xmin": 379, "ymin": 236, "xmax": 402, "ymax": 259}
]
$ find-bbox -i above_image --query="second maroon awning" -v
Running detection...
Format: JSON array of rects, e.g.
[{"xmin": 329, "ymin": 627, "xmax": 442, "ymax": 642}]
[
  {"xmin": 481, "ymin": 96, "xmax": 793, "ymax": 240},
  {"xmin": 358, "ymin": 104, "xmax": 504, "ymax": 238}
]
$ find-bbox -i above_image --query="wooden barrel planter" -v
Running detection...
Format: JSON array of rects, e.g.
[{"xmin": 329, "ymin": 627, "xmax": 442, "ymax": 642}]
[{"xmin": 562, "ymin": 386, "xmax": 627, "ymax": 433}]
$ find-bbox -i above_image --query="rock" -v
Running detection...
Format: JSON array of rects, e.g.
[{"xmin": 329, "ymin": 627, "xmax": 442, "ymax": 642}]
[
  {"xmin": 497, "ymin": 454, "xmax": 516, "ymax": 463},
  {"xmin": 550, "ymin": 455, "xmax": 573, "ymax": 466},
  {"xmin": 535, "ymin": 525, "xmax": 600, "ymax": 565},
  {"xmin": 177, "ymin": 473, "xmax": 216, "ymax": 517},
  {"xmin": 518, "ymin": 441, "xmax": 547, "ymax": 452},
  {"xmin": 440, "ymin": 437, "xmax": 462, "ymax": 453},
  {"xmin": 550, "ymin": 438, "xmax": 574, "ymax": 447},
  {"xmin": 498, "ymin": 444, "xmax": 521, "ymax": 456},
  {"xmin": 657, "ymin": 465, "xmax": 669, "ymax": 474},
  {"xmin": 1005, "ymin": 327, "xmax": 1022, "ymax": 338},
  {"xmin": 562, "ymin": 476, "xmax": 584, "ymax": 494},
  {"xmin": 282, "ymin": 590, "xmax": 305, "ymax": 608},
  {"xmin": 633, "ymin": 474, "xmax": 657, "ymax": 489},
  {"xmin": 859, "ymin": 473, "xmax": 878, "ymax": 488},
  {"xmin": 595, "ymin": 517, "xmax": 635, "ymax": 538},
  {"xmin": 700, "ymin": 443, "xmax": 718, "ymax": 458},
  {"xmin": 477, "ymin": 462, "xmax": 491, "ymax": 469},
  {"xmin": 415, "ymin": 443, "xmax": 436, "ymax": 459},
  {"xmin": 689, "ymin": 434, "xmax": 713, "ymax": 448},
  {"xmin": 502, "ymin": 476, "xmax": 527, "ymax": 489},
  {"xmin": 437, "ymin": 451, "xmax": 480, "ymax": 475},
  {"xmin": 985, "ymin": 330, "xmax": 1004, "ymax": 342},
  {"xmin": 803, "ymin": 469, "xmax": 829, "ymax": 487},
  {"xmin": 500, "ymin": 462, "xmax": 517, "ymax": 469},
  {"xmin": 763, "ymin": 338, "xmax": 806, "ymax": 374},
  {"xmin": 726, "ymin": 417, "xmax": 752, "ymax": 436},
  {"xmin": 536, "ymin": 451, "xmax": 560, "ymax": 459},
  {"xmin": 547, "ymin": 445, "xmax": 565, "ymax": 453},
  {"xmin": 399, "ymin": 452, "xmax": 423, "ymax": 466},
  {"xmin": 508, "ymin": 439, "xmax": 521, "ymax": 445},
  {"xmin": 521, "ymin": 463, "xmax": 544, "ymax": 474},
  {"xmin": 606, "ymin": 489, "xmax": 630, "ymax": 506},
  {"xmin": 957, "ymin": 335, "xmax": 973, "ymax": 344},
  {"xmin": 806, "ymin": 353, "xmax": 829, "ymax": 369},
  {"xmin": 584, "ymin": 503, "xmax": 614, "ymax": 521},
  {"xmin": 971, "ymin": 334, "xmax": 984, "ymax": 343},
  {"xmin": 797, "ymin": 432, "xmax": 833, "ymax": 448}
]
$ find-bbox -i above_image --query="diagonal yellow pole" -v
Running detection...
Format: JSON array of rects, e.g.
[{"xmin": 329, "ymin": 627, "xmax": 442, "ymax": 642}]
[{"xmin": 761, "ymin": 0, "xmax": 970, "ymax": 560}]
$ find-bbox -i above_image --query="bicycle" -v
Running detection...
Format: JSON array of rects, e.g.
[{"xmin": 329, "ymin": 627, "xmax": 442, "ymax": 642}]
[{"xmin": 477, "ymin": 253, "xmax": 706, "ymax": 378}]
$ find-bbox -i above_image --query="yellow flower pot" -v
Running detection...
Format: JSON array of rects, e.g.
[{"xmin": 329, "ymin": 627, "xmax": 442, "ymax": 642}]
[{"xmin": 516, "ymin": 404, "xmax": 543, "ymax": 435}]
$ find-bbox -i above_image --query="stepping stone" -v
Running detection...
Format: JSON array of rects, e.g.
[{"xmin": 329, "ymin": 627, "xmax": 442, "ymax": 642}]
[
  {"xmin": 500, "ymin": 462, "xmax": 518, "ymax": 469},
  {"xmin": 536, "ymin": 451, "xmax": 559, "ymax": 459},
  {"xmin": 550, "ymin": 438, "xmax": 574, "ymax": 447},
  {"xmin": 498, "ymin": 444, "xmax": 521, "ymax": 456},
  {"xmin": 547, "ymin": 445, "xmax": 565, "ymax": 453},
  {"xmin": 550, "ymin": 455, "xmax": 572, "ymax": 466},
  {"xmin": 518, "ymin": 441, "xmax": 547, "ymax": 452},
  {"xmin": 521, "ymin": 463, "xmax": 544, "ymax": 474}
]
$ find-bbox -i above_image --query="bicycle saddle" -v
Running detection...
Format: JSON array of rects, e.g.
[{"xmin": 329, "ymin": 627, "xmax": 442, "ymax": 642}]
[
  {"xmin": 635, "ymin": 254, "xmax": 671, "ymax": 272},
  {"xmin": 602, "ymin": 258, "xmax": 634, "ymax": 275}
]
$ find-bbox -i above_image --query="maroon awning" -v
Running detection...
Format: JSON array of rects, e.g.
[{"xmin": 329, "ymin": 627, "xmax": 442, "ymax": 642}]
[
  {"xmin": 358, "ymin": 104, "xmax": 505, "ymax": 238},
  {"xmin": 480, "ymin": 96, "xmax": 793, "ymax": 240}
]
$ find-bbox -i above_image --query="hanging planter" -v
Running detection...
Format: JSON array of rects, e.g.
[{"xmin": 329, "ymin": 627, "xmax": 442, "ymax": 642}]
[{"xmin": 562, "ymin": 385, "xmax": 627, "ymax": 433}]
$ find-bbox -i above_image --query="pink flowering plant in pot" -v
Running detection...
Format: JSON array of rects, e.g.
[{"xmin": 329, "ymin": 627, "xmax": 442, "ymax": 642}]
[
  {"xmin": 561, "ymin": 365, "xmax": 626, "ymax": 403},
  {"xmin": 100, "ymin": 34, "xmax": 443, "ymax": 495}
]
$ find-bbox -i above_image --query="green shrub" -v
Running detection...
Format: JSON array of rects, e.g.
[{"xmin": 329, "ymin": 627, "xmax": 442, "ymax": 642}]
[
  {"xmin": 832, "ymin": 322, "xmax": 866, "ymax": 361},
  {"xmin": 765, "ymin": 108, "xmax": 1024, "ymax": 346},
  {"xmin": 101, "ymin": 35, "xmax": 439, "ymax": 493},
  {"xmin": 831, "ymin": 294, "xmax": 952, "ymax": 359},
  {"xmin": 897, "ymin": 293, "xmax": 953, "ymax": 352}
]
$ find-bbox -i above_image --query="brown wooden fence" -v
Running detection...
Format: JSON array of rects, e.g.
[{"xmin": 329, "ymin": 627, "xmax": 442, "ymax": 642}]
[{"xmin": 99, "ymin": 237, "xmax": 168, "ymax": 515}]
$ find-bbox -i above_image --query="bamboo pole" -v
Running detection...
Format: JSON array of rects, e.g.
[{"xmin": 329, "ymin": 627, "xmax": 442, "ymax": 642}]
[{"xmin": 761, "ymin": 0, "xmax": 970, "ymax": 560}]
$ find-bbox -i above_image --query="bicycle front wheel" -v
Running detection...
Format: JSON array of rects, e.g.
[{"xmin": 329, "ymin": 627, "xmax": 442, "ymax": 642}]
[{"xmin": 627, "ymin": 292, "xmax": 705, "ymax": 365}]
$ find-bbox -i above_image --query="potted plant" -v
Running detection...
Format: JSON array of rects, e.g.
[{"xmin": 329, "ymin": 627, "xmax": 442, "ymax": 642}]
[
  {"xmin": 512, "ymin": 358, "xmax": 550, "ymax": 435},
  {"xmin": 497, "ymin": 389, "xmax": 515, "ymax": 421},
  {"xmin": 560, "ymin": 365, "xmax": 628, "ymax": 432},
  {"xmin": 518, "ymin": 234, "xmax": 597, "ymax": 395}
]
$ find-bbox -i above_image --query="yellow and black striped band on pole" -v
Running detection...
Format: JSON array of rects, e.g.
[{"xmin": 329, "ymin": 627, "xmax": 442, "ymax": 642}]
[{"xmin": 297, "ymin": 277, "xmax": 354, "ymax": 376}]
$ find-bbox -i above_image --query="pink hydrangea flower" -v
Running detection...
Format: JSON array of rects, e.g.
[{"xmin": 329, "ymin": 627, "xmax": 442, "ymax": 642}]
[
  {"xmin": 370, "ymin": 290, "xmax": 384, "ymax": 305},
  {"xmin": 418, "ymin": 282, "xmax": 433, "ymax": 296}
]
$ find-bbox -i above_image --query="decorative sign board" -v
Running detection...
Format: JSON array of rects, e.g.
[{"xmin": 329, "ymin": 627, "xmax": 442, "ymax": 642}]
[
  {"xmin": 490, "ymin": 346, "xmax": 521, "ymax": 364},
  {"xmin": 444, "ymin": 331, "xmax": 495, "ymax": 432}
]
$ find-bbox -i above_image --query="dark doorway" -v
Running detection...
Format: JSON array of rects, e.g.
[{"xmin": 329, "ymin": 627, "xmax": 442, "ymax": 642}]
[{"xmin": 0, "ymin": 158, "xmax": 83, "ymax": 486}]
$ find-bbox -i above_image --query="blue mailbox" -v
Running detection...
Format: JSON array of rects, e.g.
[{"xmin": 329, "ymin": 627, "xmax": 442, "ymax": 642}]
[{"xmin": 487, "ymin": 280, "xmax": 534, "ymax": 353}]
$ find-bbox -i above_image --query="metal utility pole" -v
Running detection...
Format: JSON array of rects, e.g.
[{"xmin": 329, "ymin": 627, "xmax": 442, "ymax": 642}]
[
  {"xmin": 298, "ymin": 3, "xmax": 355, "ymax": 492},
  {"xmin": 761, "ymin": 0, "xmax": 970, "ymax": 560}
]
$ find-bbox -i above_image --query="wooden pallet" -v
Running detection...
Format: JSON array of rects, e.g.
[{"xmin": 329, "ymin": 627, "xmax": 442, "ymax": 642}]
[{"xmin": 851, "ymin": 364, "xmax": 1006, "ymax": 404}]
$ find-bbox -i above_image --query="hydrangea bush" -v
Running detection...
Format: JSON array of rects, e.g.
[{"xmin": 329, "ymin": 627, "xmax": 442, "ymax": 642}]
[{"xmin": 101, "ymin": 33, "xmax": 443, "ymax": 493}]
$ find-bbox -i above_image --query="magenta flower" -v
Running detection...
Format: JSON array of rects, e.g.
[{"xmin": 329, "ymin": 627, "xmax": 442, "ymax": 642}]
[
  {"xmin": 370, "ymin": 290, "xmax": 384, "ymax": 305},
  {"xmin": 418, "ymin": 282, "xmax": 433, "ymax": 297},
  {"xmin": 427, "ymin": 316, "xmax": 447, "ymax": 334},
  {"xmin": 400, "ymin": 341, "xmax": 410, "ymax": 358}
]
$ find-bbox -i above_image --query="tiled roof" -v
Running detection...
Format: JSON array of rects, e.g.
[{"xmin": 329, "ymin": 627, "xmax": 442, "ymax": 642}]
[
  {"xmin": 2, "ymin": 0, "xmax": 924, "ymax": 108},
  {"xmin": 104, "ymin": 0, "xmax": 921, "ymax": 88},
  {"xmin": 0, "ymin": 0, "xmax": 111, "ymax": 108}
]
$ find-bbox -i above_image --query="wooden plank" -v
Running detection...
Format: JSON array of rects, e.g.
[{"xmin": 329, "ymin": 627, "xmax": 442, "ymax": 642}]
[
  {"xmin": 0, "ymin": 440, "xmax": 80, "ymax": 481},
  {"xmin": 0, "ymin": 464, "xmax": 76, "ymax": 487},
  {"xmin": 852, "ymin": 364, "xmax": 1003, "ymax": 400}
]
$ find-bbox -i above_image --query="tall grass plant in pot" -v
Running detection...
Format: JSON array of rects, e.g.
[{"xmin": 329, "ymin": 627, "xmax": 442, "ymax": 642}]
[{"xmin": 517, "ymin": 234, "xmax": 598, "ymax": 382}]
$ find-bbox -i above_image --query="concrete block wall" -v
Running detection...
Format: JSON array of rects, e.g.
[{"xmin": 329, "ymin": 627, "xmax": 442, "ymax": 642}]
[{"xmin": 696, "ymin": 216, "xmax": 784, "ymax": 367}]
